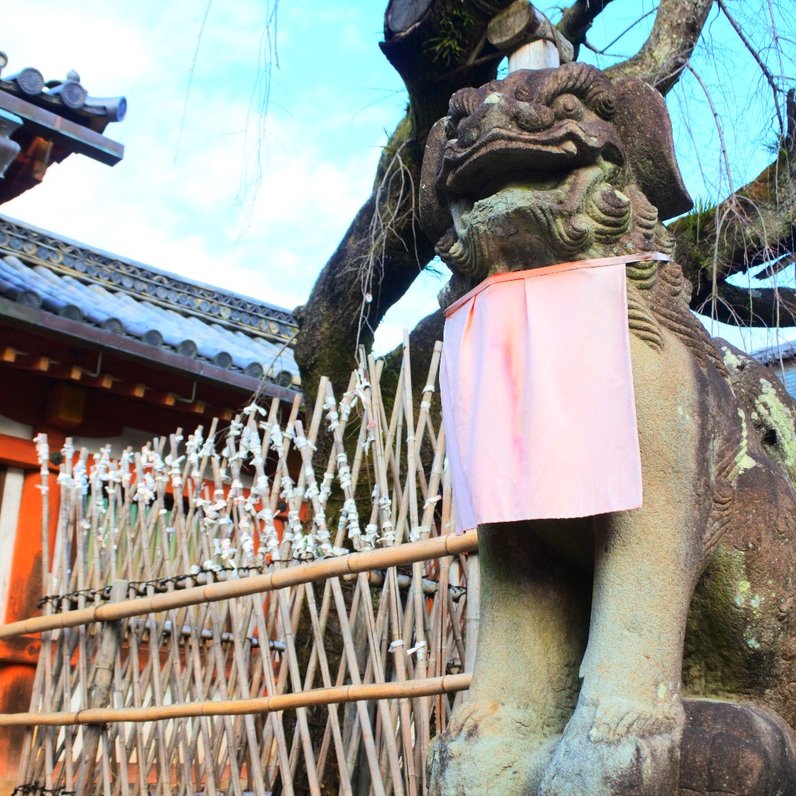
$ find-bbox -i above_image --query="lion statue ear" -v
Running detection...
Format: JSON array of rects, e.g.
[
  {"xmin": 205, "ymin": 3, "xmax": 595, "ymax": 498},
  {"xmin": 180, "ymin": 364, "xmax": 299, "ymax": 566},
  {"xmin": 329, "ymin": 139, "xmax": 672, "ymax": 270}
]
[
  {"xmin": 419, "ymin": 117, "xmax": 452, "ymax": 246},
  {"xmin": 610, "ymin": 77, "xmax": 693, "ymax": 221}
]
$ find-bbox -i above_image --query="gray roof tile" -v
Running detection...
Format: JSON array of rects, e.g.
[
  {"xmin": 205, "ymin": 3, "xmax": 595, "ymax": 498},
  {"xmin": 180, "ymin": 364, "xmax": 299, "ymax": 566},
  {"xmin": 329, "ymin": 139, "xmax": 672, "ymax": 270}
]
[{"xmin": 0, "ymin": 215, "xmax": 299, "ymax": 387}]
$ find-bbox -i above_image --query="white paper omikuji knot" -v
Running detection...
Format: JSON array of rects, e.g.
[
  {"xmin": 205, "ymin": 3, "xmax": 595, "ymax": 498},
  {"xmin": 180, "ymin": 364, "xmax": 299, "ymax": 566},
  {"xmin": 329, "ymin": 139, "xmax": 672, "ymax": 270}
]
[
  {"xmin": 409, "ymin": 525, "xmax": 429, "ymax": 542},
  {"xmin": 34, "ymin": 432, "xmax": 49, "ymax": 464},
  {"xmin": 407, "ymin": 640, "xmax": 427, "ymax": 659},
  {"xmin": 240, "ymin": 532, "xmax": 255, "ymax": 557},
  {"xmin": 270, "ymin": 425, "xmax": 285, "ymax": 455},
  {"xmin": 319, "ymin": 473, "xmax": 333, "ymax": 504},
  {"xmin": 243, "ymin": 402, "xmax": 266, "ymax": 417},
  {"xmin": 199, "ymin": 439, "xmax": 215, "ymax": 458}
]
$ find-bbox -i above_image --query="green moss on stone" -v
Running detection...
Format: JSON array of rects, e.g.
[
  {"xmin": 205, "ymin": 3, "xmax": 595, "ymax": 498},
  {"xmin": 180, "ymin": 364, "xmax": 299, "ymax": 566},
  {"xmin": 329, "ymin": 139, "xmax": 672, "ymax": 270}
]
[
  {"xmin": 753, "ymin": 377, "xmax": 796, "ymax": 479},
  {"xmin": 683, "ymin": 546, "xmax": 772, "ymax": 699}
]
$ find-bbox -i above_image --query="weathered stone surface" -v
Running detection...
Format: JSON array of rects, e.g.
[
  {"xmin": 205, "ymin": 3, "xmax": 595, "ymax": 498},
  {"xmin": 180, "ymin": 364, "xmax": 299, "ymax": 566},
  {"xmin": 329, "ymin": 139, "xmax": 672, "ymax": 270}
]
[
  {"xmin": 421, "ymin": 61, "xmax": 796, "ymax": 795},
  {"xmin": 684, "ymin": 342, "xmax": 796, "ymax": 728},
  {"xmin": 680, "ymin": 699, "xmax": 796, "ymax": 795}
]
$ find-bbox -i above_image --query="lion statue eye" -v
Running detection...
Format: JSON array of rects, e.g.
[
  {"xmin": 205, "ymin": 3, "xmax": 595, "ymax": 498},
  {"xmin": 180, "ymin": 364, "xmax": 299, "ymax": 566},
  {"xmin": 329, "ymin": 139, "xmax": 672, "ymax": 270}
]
[{"xmin": 551, "ymin": 93, "xmax": 584, "ymax": 120}]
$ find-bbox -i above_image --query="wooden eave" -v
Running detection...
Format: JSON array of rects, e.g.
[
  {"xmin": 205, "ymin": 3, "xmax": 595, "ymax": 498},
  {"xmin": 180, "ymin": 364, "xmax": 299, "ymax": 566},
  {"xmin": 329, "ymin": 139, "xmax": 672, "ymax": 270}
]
[{"xmin": 0, "ymin": 89, "xmax": 123, "ymax": 166}]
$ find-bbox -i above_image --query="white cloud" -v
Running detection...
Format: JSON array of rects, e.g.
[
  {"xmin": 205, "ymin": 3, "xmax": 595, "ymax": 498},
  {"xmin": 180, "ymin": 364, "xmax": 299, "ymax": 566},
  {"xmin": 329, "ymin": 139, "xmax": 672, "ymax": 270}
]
[
  {"xmin": 1, "ymin": 0, "xmax": 455, "ymax": 371},
  {"xmin": 2, "ymin": 0, "xmax": 407, "ymax": 326}
]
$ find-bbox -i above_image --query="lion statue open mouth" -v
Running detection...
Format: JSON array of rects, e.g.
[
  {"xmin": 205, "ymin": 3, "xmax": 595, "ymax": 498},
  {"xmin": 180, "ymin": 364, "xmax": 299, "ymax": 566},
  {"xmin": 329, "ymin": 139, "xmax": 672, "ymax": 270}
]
[
  {"xmin": 421, "ymin": 62, "xmax": 796, "ymax": 795},
  {"xmin": 420, "ymin": 63, "xmax": 691, "ymax": 304}
]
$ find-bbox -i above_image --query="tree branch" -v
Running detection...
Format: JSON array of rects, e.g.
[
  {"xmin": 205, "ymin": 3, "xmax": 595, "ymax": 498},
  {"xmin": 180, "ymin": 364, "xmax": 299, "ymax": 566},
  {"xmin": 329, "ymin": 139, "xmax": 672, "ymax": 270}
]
[
  {"xmin": 582, "ymin": 8, "xmax": 656, "ymax": 57},
  {"xmin": 381, "ymin": 0, "xmax": 516, "ymax": 136},
  {"xmin": 716, "ymin": 0, "xmax": 784, "ymax": 133},
  {"xmin": 671, "ymin": 144, "xmax": 796, "ymax": 305},
  {"xmin": 693, "ymin": 281, "xmax": 796, "ymax": 328},
  {"xmin": 556, "ymin": 0, "xmax": 615, "ymax": 57},
  {"xmin": 294, "ymin": 116, "xmax": 435, "ymax": 398},
  {"xmin": 672, "ymin": 89, "xmax": 795, "ymax": 328},
  {"xmin": 667, "ymin": 56, "xmax": 795, "ymax": 331},
  {"xmin": 606, "ymin": 0, "xmax": 714, "ymax": 95}
]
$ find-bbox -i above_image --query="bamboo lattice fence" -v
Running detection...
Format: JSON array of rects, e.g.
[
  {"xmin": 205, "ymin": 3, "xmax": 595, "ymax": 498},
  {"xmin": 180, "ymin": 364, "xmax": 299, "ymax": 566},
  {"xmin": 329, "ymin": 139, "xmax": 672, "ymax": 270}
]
[{"xmin": 6, "ymin": 340, "xmax": 480, "ymax": 795}]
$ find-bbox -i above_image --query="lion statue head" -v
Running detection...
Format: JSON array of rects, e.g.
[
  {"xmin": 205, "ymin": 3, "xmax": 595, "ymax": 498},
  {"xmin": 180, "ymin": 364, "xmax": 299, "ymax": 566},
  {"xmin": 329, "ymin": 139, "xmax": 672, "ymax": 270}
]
[{"xmin": 419, "ymin": 62, "xmax": 693, "ymax": 305}]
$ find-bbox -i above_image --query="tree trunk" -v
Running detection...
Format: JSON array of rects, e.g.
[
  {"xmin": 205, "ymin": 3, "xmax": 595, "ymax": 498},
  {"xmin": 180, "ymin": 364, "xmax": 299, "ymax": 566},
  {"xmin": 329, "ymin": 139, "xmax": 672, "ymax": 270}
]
[{"xmin": 294, "ymin": 0, "xmax": 516, "ymax": 400}]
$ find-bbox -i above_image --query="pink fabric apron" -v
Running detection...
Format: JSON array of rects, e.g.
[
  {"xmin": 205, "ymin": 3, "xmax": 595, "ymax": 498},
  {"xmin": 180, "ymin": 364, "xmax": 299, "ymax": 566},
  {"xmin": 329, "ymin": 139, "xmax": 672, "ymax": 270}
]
[{"xmin": 441, "ymin": 253, "xmax": 669, "ymax": 533}]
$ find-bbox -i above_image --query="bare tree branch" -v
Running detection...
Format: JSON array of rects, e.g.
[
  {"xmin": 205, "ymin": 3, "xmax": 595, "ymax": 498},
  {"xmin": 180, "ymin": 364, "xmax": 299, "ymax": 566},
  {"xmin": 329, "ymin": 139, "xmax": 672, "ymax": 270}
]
[
  {"xmin": 693, "ymin": 281, "xmax": 796, "ymax": 327},
  {"xmin": 294, "ymin": 116, "xmax": 434, "ymax": 399},
  {"xmin": 582, "ymin": 8, "xmax": 656, "ymax": 57},
  {"xmin": 685, "ymin": 62, "xmax": 734, "ymax": 195},
  {"xmin": 672, "ymin": 88, "xmax": 795, "ymax": 328},
  {"xmin": 556, "ymin": 0, "xmax": 615, "ymax": 57},
  {"xmin": 606, "ymin": 0, "xmax": 714, "ymax": 95},
  {"xmin": 380, "ymin": 0, "xmax": 516, "ymax": 136},
  {"xmin": 671, "ymin": 146, "xmax": 796, "ymax": 303},
  {"xmin": 716, "ymin": 0, "xmax": 784, "ymax": 132}
]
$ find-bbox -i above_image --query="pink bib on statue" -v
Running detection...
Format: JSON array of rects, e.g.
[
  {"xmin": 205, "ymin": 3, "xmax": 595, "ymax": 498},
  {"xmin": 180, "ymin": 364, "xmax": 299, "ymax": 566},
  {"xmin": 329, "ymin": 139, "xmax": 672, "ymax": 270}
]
[{"xmin": 440, "ymin": 253, "xmax": 669, "ymax": 533}]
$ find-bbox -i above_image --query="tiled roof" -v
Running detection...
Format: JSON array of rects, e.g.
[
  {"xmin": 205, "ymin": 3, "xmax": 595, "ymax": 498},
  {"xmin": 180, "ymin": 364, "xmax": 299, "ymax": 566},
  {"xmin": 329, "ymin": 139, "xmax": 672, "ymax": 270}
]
[
  {"xmin": 0, "ymin": 56, "xmax": 125, "ymax": 134},
  {"xmin": 0, "ymin": 214, "xmax": 299, "ymax": 387},
  {"xmin": 751, "ymin": 339, "xmax": 796, "ymax": 399},
  {"xmin": 0, "ymin": 54, "xmax": 125, "ymax": 206},
  {"xmin": 751, "ymin": 339, "xmax": 796, "ymax": 366}
]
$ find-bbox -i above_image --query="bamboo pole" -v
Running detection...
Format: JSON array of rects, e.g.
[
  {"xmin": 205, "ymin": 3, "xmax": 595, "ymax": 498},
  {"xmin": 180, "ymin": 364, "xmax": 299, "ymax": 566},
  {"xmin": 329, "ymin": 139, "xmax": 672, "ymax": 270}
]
[
  {"xmin": 31, "ymin": 435, "xmax": 55, "ymax": 790},
  {"xmin": 329, "ymin": 576, "xmax": 386, "ymax": 796},
  {"xmin": 19, "ymin": 345, "xmax": 476, "ymax": 793},
  {"xmin": 303, "ymin": 582, "xmax": 353, "ymax": 796},
  {"xmin": 264, "ymin": 402, "xmax": 325, "ymax": 791},
  {"xmin": 0, "ymin": 532, "xmax": 479, "ymax": 639},
  {"xmin": 355, "ymin": 571, "xmax": 404, "ymax": 795},
  {"xmin": 402, "ymin": 332, "xmax": 432, "ymax": 791},
  {"xmin": 76, "ymin": 579, "xmax": 128, "ymax": 793},
  {"xmin": 366, "ymin": 352, "xmax": 417, "ymax": 795},
  {"xmin": 0, "ymin": 674, "xmax": 472, "ymax": 727},
  {"xmin": 464, "ymin": 553, "xmax": 480, "ymax": 678}
]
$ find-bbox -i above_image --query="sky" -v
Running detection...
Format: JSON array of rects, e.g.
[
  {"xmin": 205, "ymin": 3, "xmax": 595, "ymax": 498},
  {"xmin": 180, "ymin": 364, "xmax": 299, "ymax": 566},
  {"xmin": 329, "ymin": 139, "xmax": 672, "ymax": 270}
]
[{"xmin": 2, "ymin": 1, "xmax": 794, "ymax": 356}]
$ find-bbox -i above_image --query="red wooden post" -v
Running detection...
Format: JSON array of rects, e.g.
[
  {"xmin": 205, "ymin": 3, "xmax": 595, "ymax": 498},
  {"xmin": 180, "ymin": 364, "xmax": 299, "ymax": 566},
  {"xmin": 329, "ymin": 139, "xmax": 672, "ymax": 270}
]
[{"xmin": 0, "ymin": 436, "xmax": 58, "ymax": 787}]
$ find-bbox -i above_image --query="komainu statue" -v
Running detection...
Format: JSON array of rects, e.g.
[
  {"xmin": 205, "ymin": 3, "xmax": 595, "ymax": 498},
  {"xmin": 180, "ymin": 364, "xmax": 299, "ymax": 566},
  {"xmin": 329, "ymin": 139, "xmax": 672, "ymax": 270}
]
[{"xmin": 420, "ymin": 62, "xmax": 796, "ymax": 794}]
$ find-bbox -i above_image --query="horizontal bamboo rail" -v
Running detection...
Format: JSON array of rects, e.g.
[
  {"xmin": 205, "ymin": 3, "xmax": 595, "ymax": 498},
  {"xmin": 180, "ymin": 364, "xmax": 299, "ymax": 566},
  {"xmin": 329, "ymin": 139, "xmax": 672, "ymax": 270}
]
[
  {"xmin": 0, "ymin": 673, "xmax": 473, "ymax": 727},
  {"xmin": 0, "ymin": 531, "xmax": 479, "ymax": 640}
]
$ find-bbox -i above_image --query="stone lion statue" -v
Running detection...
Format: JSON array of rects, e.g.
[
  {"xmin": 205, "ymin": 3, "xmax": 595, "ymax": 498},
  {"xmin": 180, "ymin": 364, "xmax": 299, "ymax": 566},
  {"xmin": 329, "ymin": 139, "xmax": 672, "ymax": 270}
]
[{"xmin": 419, "ymin": 62, "xmax": 796, "ymax": 794}]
